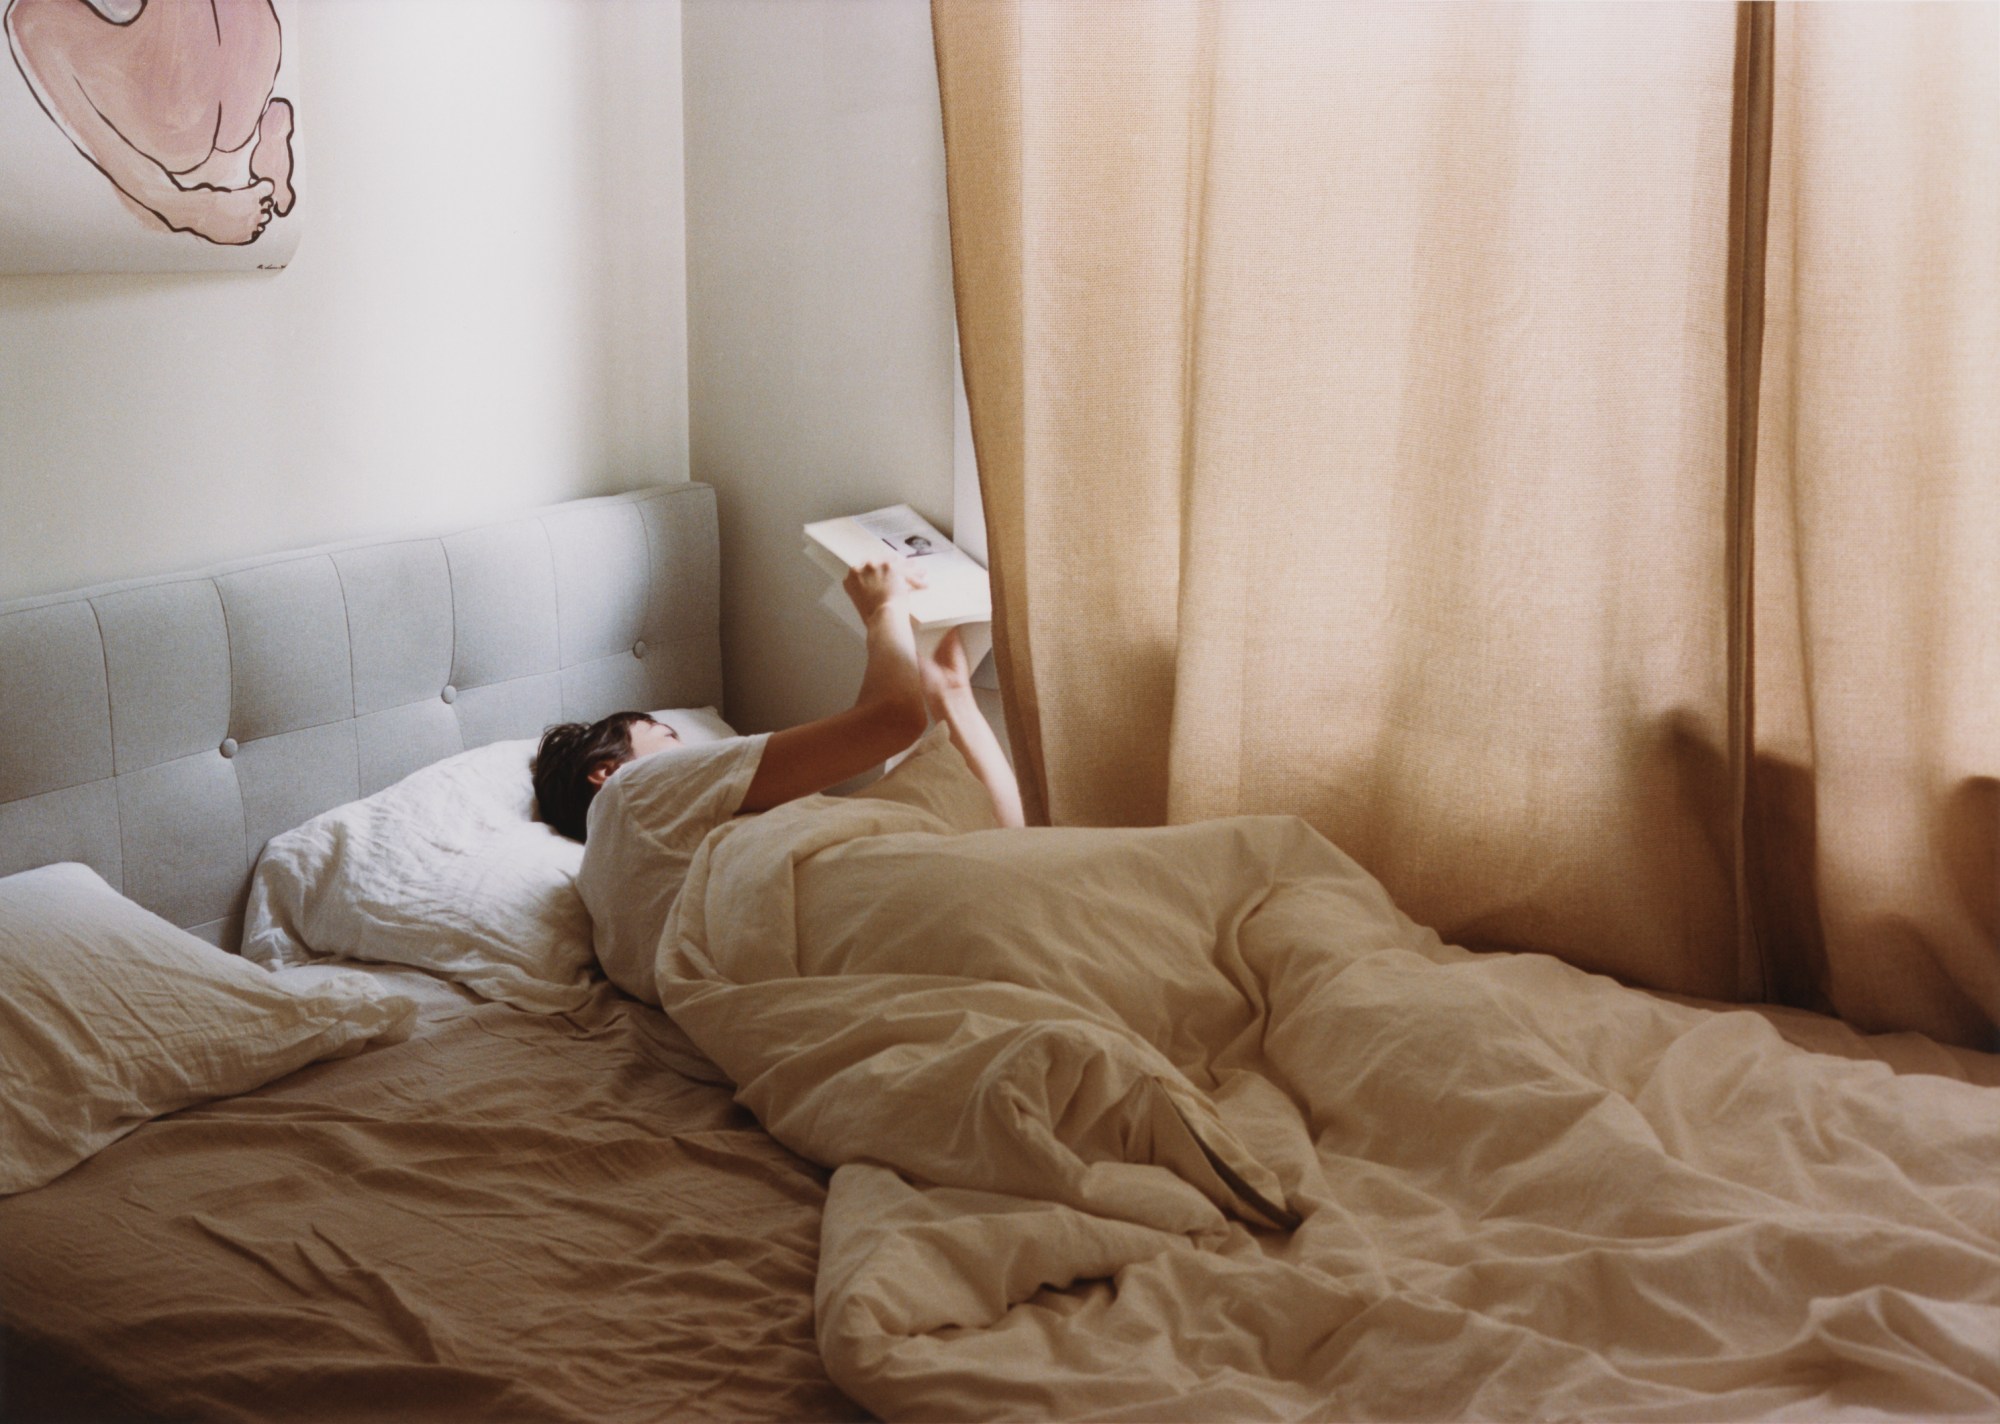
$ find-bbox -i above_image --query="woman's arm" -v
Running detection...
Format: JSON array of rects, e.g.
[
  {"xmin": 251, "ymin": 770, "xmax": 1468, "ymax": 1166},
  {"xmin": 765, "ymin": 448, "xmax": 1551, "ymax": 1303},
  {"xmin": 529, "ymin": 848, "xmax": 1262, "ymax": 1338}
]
[
  {"xmin": 738, "ymin": 562, "xmax": 930, "ymax": 811},
  {"xmin": 921, "ymin": 628, "xmax": 1026, "ymax": 829}
]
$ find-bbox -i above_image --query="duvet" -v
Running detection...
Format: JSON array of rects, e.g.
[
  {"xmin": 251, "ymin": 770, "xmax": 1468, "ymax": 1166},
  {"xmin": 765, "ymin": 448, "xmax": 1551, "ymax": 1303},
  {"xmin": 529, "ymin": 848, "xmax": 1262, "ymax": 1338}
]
[{"xmin": 656, "ymin": 740, "xmax": 2000, "ymax": 1421}]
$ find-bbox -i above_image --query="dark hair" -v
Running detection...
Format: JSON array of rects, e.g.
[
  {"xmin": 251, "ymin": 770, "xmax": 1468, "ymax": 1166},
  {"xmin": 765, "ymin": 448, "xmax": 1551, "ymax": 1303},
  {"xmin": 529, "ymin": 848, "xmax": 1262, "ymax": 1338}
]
[{"xmin": 532, "ymin": 711, "xmax": 654, "ymax": 842}]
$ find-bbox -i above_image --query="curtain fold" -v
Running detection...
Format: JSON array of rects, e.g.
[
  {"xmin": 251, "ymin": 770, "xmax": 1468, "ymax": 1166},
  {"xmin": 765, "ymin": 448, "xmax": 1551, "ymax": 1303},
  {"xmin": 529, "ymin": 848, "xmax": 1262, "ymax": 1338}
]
[
  {"xmin": 1749, "ymin": 2, "xmax": 2000, "ymax": 1042},
  {"xmin": 938, "ymin": 1, "xmax": 1219, "ymax": 831},
  {"xmin": 935, "ymin": 0, "xmax": 1999, "ymax": 1044}
]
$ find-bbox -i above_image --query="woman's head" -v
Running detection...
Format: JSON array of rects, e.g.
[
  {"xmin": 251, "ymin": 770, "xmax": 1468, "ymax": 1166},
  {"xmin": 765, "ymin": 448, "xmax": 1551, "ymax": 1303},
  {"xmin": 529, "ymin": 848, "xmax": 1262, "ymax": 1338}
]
[{"xmin": 531, "ymin": 712, "xmax": 679, "ymax": 841}]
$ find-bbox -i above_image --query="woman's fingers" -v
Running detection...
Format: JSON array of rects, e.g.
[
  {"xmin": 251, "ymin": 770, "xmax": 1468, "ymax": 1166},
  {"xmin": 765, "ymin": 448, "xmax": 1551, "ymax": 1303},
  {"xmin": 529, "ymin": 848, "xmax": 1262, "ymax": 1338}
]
[{"xmin": 843, "ymin": 559, "xmax": 920, "ymax": 618}]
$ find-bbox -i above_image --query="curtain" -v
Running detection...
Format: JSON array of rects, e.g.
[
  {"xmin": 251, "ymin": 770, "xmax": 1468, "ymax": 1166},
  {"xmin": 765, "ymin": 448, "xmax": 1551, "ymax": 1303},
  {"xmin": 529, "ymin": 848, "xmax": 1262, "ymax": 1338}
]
[
  {"xmin": 935, "ymin": 1, "xmax": 2000, "ymax": 1045},
  {"xmin": 1749, "ymin": 3, "xmax": 1999, "ymax": 1041}
]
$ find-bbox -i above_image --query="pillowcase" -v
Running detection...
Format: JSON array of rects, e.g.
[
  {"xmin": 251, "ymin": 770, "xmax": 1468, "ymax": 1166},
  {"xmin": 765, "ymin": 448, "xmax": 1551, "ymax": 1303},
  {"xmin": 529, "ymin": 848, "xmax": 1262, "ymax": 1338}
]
[
  {"xmin": 242, "ymin": 709, "xmax": 738, "ymax": 1012},
  {"xmin": 1, "ymin": 862, "xmax": 416, "ymax": 1196}
]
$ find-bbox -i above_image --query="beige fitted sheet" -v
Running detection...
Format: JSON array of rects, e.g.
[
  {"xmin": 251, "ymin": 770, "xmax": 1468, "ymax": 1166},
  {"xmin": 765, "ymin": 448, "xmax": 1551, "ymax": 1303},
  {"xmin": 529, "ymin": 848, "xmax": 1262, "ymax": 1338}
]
[{"xmin": 0, "ymin": 977, "xmax": 862, "ymax": 1424}]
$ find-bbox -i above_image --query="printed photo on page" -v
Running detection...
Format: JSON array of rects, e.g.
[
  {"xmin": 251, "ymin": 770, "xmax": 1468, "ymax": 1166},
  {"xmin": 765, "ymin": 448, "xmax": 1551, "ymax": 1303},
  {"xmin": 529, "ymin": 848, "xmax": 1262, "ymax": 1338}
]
[{"xmin": 854, "ymin": 507, "xmax": 946, "ymax": 559}]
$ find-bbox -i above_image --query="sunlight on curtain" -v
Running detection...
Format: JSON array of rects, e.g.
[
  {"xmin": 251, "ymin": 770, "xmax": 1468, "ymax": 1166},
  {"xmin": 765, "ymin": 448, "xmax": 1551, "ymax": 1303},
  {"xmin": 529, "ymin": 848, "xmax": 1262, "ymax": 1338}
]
[
  {"xmin": 1750, "ymin": 4, "xmax": 1999, "ymax": 1042},
  {"xmin": 938, "ymin": 1, "xmax": 1751, "ymax": 999},
  {"xmin": 935, "ymin": 0, "xmax": 1998, "ymax": 1041}
]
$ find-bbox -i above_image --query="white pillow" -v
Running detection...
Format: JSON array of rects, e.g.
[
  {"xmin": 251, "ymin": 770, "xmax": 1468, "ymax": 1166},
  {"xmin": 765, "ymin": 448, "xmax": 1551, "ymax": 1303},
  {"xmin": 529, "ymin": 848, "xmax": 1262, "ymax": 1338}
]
[
  {"xmin": 0, "ymin": 862, "xmax": 416, "ymax": 1196},
  {"xmin": 242, "ymin": 709, "xmax": 738, "ymax": 1012}
]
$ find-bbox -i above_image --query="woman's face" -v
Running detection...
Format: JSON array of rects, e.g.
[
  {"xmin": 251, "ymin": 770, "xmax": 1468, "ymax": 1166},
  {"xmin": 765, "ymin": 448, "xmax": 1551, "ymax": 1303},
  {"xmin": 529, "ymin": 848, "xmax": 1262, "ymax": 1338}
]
[
  {"xmin": 588, "ymin": 717, "xmax": 681, "ymax": 789},
  {"xmin": 625, "ymin": 718, "xmax": 680, "ymax": 761}
]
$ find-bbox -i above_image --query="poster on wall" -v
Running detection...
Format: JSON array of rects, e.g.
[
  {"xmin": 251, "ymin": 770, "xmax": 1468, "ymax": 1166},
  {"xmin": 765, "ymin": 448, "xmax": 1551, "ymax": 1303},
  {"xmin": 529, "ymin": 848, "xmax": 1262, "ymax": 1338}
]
[{"xmin": 0, "ymin": 0, "xmax": 299, "ymax": 273}]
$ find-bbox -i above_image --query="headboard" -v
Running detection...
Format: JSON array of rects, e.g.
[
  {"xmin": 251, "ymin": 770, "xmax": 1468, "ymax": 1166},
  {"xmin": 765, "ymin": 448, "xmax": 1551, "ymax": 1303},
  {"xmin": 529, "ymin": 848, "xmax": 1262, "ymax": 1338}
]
[{"xmin": 0, "ymin": 483, "xmax": 722, "ymax": 950}]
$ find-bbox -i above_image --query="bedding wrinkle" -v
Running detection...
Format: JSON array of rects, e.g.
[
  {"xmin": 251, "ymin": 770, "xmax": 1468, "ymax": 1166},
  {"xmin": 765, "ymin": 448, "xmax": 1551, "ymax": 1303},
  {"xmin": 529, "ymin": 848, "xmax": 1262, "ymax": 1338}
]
[
  {"xmin": 300, "ymin": 1224, "xmax": 461, "ymax": 1365},
  {"xmin": 793, "ymin": 823, "xmax": 1270, "ymax": 1070},
  {"xmin": 182, "ymin": 1210, "xmax": 336, "ymax": 1297},
  {"xmin": 654, "ymin": 736, "xmax": 2000, "ymax": 1420}
]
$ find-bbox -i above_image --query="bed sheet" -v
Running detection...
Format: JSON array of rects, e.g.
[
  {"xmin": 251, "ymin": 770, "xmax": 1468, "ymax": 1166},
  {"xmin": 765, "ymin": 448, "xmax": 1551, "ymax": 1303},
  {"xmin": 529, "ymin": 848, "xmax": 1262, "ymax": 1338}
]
[{"xmin": 0, "ymin": 973, "xmax": 861, "ymax": 1424}]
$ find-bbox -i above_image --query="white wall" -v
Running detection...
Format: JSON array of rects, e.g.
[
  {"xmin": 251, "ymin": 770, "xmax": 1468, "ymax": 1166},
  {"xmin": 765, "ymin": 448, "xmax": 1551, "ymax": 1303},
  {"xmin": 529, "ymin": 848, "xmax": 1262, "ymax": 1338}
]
[
  {"xmin": 0, "ymin": 0, "xmax": 687, "ymax": 603},
  {"xmin": 2, "ymin": 0, "xmax": 978, "ymax": 748},
  {"xmin": 683, "ymin": 0, "xmax": 957, "ymax": 733}
]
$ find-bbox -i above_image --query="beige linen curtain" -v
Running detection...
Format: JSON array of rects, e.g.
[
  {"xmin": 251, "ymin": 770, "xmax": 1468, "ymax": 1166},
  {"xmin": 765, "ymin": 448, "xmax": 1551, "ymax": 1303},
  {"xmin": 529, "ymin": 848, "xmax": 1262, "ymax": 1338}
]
[
  {"xmin": 935, "ymin": 1, "xmax": 1999, "ymax": 1044},
  {"xmin": 1749, "ymin": 4, "xmax": 1999, "ymax": 1041}
]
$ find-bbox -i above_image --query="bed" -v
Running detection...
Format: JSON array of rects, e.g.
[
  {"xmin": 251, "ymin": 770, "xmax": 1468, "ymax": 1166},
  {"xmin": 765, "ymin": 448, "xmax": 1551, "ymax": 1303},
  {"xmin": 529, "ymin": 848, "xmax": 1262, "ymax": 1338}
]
[
  {"xmin": 4, "ymin": 483, "xmax": 1999, "ymax": 1423},
  {"xmin": 0, "ymin": 485, "xmax": 860, "ymax": 1421}
]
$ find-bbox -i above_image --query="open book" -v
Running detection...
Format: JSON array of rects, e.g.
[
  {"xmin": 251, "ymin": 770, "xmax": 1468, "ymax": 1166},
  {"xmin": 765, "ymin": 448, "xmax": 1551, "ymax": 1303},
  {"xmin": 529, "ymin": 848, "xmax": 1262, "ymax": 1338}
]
[{"xmin": 804, "ymin": 504, "xmax": 993, "ymax": 667}]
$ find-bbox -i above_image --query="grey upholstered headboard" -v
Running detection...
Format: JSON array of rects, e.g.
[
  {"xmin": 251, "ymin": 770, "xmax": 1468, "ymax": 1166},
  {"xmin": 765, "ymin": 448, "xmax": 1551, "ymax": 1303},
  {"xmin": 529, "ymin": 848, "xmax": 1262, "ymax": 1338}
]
[{"xmin": 0, "ymin": 484, "xmax": 722, "ymax": 949}]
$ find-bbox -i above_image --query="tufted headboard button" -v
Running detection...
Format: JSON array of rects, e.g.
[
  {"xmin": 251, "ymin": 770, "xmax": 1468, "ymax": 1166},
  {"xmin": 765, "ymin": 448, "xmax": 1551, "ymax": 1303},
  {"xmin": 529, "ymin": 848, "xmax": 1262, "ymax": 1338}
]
[
  {"xmin": 633, "ymin": 640, "xmax": 648, "ymax": 659},
  {"xmin": 219, "ymin": 738, "xmax": 239, "ymax": 759},
  {"xmin": 440, "ymin": 685, "xmax": 458, "ymax": 705}
]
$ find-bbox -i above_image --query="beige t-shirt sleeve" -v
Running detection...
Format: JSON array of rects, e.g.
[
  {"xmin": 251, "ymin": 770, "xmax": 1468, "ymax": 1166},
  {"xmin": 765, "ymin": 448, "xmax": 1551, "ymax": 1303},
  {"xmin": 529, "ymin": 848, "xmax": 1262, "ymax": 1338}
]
[{"xmin": 576, "ymin": 733, "xmax": 770, "ymax": 1004}]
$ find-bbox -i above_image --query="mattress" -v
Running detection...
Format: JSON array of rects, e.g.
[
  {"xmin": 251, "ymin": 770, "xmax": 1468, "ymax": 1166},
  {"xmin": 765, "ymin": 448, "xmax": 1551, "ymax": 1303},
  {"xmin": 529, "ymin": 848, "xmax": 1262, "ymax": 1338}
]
[{"xmin": 0, "ymin": 973, "xmax": 862, "ymax": 1423}]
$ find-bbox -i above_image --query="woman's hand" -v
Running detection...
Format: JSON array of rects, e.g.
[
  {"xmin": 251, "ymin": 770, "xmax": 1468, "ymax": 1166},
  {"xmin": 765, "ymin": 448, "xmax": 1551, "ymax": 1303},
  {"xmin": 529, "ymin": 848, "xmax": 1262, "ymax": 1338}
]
[{"xmin": 842, "ymin": 559, "xmax": 925, "ymax": 622}]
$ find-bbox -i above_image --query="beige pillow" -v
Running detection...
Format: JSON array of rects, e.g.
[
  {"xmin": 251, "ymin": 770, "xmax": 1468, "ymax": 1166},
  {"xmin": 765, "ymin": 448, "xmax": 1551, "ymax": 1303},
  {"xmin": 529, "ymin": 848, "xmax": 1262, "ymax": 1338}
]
[{"xmin": 0, "ymin": 862, "xmax": 416, "ymax": 1196}]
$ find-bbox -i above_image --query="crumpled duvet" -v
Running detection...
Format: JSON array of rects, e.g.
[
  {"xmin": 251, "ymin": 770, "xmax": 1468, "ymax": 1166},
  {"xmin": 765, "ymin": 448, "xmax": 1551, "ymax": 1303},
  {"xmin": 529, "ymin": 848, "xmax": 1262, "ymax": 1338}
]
[{"xmin": 655, "ymin": 740, "xmax": 2000, "ymax": 1421}]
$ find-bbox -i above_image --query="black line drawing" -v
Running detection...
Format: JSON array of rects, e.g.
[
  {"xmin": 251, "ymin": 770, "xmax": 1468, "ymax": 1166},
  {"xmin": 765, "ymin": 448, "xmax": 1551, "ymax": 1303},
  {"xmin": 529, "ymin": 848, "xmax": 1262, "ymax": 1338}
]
[{"xmin": 6, "ymin": 0, "xmax": 295, "ymax": 246}]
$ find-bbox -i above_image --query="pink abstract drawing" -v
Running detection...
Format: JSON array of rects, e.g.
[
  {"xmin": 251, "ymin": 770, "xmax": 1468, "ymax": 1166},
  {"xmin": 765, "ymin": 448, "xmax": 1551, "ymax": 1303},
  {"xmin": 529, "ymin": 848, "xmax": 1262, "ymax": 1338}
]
[{"xmin": 6, "ymin": 0, "xmax": 294, "ymax": 245}]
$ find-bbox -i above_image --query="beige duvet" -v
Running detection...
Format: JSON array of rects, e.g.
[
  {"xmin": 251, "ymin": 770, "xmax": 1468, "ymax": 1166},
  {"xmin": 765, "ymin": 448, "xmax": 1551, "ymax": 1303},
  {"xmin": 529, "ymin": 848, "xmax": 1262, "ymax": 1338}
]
[{"xmin": 659, "ymin": 746, "xmax": 2000, "ymax": 1421}]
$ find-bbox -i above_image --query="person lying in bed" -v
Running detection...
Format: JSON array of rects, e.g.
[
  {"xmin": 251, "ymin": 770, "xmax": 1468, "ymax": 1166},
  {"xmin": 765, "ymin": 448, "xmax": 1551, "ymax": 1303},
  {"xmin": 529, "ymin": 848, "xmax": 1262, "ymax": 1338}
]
[{"xmin": 533, "ymin": 559, "xmax": 1022, "ymax": 1002}]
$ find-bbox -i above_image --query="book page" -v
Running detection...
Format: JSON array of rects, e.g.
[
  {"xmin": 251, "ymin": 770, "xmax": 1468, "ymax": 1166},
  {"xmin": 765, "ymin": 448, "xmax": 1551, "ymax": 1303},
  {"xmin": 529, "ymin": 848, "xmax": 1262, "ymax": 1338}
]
[
  {"xmin": 853, "ymin": 507, "xmax": 951, "ymax": 561},
  {"xmin": 804, "ymin": 505, "xmax": 992, "ymax": 630}
]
